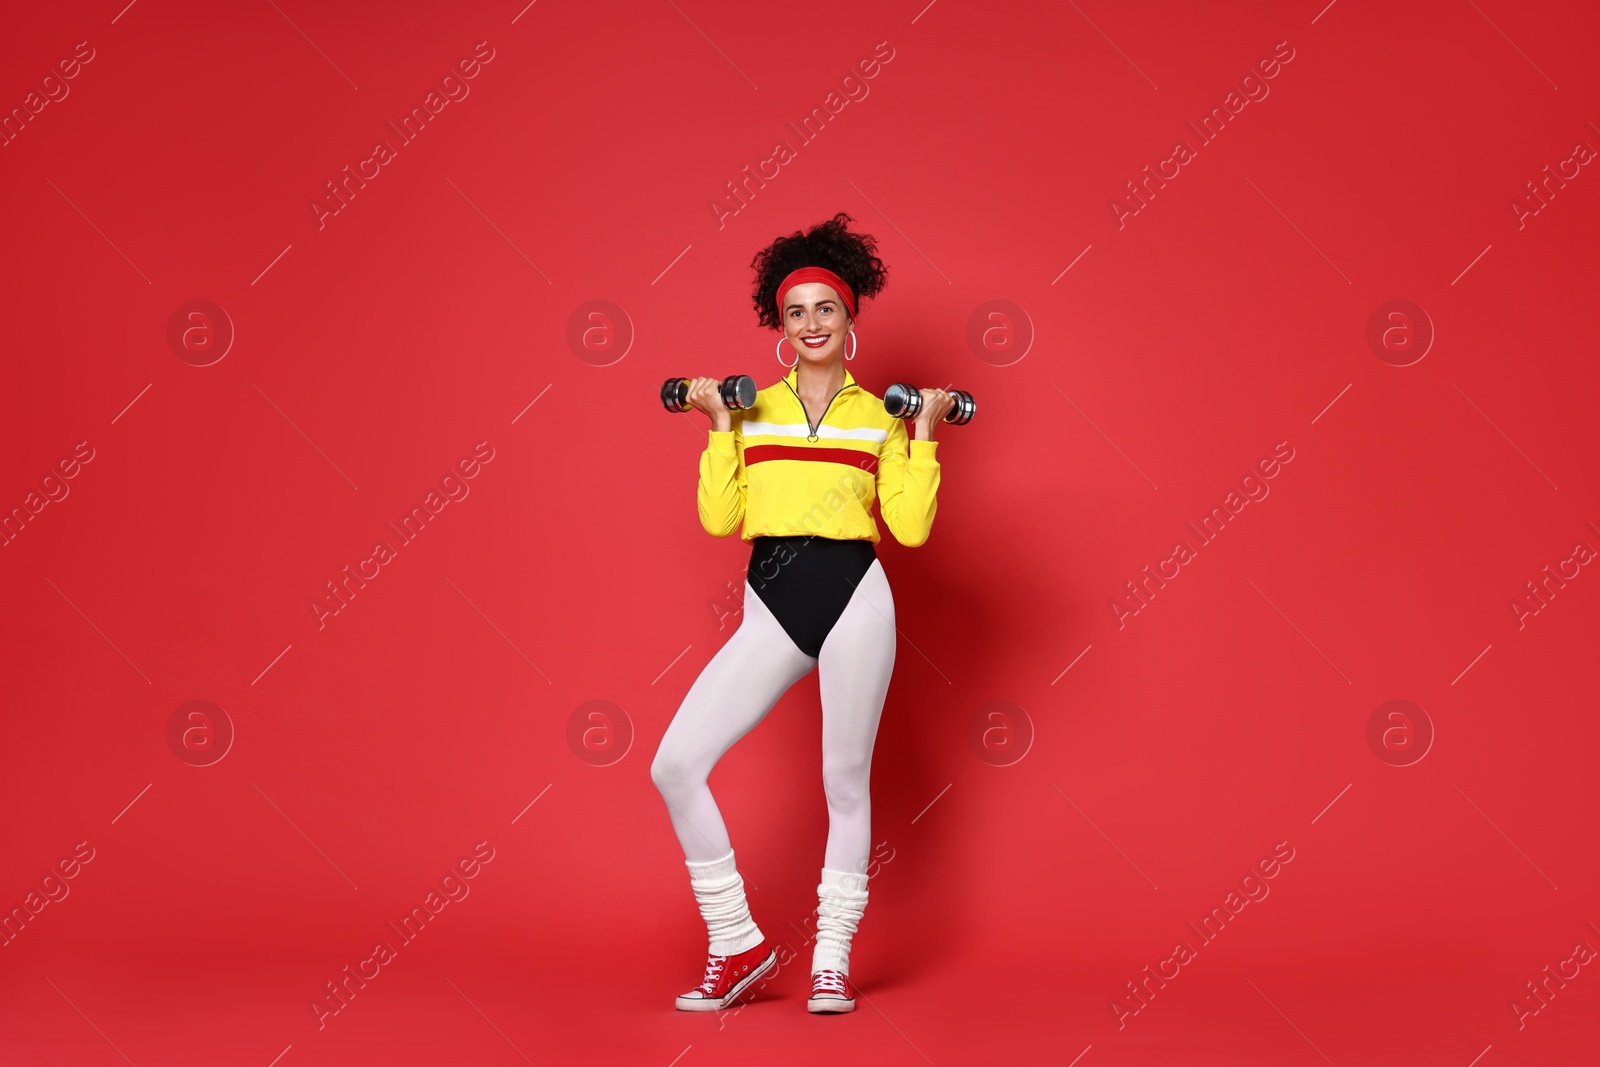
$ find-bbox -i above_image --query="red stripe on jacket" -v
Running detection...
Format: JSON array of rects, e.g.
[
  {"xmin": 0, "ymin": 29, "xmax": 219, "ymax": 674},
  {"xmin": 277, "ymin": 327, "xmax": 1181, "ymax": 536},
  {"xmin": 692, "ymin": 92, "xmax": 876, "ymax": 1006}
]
[{"xmin": 744, "ymin": 444, "xmax": 878, "ymax": 473}]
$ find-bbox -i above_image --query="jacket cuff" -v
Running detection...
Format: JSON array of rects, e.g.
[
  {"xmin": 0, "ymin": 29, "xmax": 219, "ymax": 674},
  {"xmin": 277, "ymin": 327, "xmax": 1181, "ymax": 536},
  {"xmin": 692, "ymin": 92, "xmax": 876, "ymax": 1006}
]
[
  {"xmin": 908, "ymin": 439, "xmax": 939, "ymax": 463},
  {"xmin": 707, "ymin": 430, "xmax": 738, "ymax": 455}
]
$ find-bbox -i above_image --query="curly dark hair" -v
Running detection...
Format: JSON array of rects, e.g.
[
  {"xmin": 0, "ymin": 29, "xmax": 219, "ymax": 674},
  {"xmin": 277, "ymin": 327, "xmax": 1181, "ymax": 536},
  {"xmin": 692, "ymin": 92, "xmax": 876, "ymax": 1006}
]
[{"xmin": 750, "ymin": 212, "xmax": 888, "ymax": 331}]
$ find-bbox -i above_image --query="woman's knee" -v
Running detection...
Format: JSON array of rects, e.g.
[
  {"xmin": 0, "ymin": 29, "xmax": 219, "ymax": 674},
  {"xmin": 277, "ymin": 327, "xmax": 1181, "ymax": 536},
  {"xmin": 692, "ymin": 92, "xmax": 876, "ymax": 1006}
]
[
  {"xmin": 650, "ymin": 741, "xmax": 694, "ymax": 796},
  {"xmin": 821, "ymin": 759, "xmax": 870, "ymax": 814}
]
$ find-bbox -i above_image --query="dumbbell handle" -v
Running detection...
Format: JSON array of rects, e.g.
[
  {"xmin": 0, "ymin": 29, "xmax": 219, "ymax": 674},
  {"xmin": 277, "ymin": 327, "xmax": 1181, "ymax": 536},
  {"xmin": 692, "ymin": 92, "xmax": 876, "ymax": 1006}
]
[
  {"xmin": 883, "ymin": 382, "xmax": 976, "ymax": 425},
  {"xmin": 660, "ymin": 375, "xmax": 757, "ymax": 413}
]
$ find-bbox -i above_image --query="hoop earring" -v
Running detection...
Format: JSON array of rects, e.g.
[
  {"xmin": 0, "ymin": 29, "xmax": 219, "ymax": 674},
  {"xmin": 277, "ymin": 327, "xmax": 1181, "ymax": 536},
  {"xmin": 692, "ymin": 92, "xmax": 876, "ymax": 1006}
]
[
  {"xmin": 776, "ymin": 336, "xmax": 798, "ymax": 368},
  {"xmin": 845, "ymin": 331, "xmax": 858, "ymax": 361}
]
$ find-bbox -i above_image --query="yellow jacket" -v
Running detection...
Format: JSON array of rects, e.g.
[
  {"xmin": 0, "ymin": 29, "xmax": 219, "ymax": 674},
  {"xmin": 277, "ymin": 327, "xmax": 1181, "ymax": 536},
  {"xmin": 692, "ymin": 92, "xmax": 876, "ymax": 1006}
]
[{"xmin": 697, "ymin": 366, "xmax": 941, "ymax": 546}]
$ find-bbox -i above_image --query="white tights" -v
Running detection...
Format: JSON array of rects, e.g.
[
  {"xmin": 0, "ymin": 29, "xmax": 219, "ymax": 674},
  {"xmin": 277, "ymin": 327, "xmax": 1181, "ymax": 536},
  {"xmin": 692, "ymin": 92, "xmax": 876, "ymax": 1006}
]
[{"xmin": 651, "ymin": 558, "xmax": 897, "ymax": 875}]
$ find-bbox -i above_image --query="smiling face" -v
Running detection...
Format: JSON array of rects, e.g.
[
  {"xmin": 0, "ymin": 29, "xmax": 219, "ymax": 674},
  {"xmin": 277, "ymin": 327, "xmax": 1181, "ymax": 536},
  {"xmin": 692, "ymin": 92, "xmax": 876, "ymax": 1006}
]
[{"xmin": 781, "ymin": 281, "xmax": 853, "ymax": 369}]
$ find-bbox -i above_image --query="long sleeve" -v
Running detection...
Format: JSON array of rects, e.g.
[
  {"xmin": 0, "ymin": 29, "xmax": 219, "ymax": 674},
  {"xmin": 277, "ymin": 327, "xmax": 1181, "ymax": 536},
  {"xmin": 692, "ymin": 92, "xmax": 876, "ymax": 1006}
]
[
  {"xmin": 697, "ymin": 427, "xmax": 747, "ymax": 537},
  {"xmin": 875, "ymin": 417, "xmax": 940, "ymax": 547}
]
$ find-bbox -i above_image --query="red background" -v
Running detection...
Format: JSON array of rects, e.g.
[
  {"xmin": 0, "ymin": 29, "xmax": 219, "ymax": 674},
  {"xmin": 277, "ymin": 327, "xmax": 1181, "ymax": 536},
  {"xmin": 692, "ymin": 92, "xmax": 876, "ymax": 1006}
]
[{"xmin": 3, "ymin": 1, "xmax": 1598, "ymax": 1064}]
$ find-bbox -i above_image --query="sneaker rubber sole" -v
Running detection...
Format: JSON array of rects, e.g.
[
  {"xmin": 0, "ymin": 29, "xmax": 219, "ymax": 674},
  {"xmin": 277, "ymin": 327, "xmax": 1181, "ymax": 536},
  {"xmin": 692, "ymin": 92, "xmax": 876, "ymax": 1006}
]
[{"xmin": 806, "ymin": 994, "xmax": 857, "ymax": 1014}]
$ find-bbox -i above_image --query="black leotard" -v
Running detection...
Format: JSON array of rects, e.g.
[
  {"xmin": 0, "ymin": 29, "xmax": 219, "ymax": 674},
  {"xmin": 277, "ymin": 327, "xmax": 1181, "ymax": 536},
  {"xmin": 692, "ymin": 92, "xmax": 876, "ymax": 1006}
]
[{"xmin": 746, "ymin": 535, "xmax": 877, "ymax": 658}]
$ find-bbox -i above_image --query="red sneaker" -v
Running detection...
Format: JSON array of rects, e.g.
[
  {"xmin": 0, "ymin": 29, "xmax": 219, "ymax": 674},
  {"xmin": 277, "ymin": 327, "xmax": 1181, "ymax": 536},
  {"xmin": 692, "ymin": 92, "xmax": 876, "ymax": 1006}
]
[
  {"xmin": 674, "ymin": 939, "xmax": 777, "ymax": 1011},
  {"xmin": 806, "ymin": 968, "xmax": 856, "ymax": 1013}
]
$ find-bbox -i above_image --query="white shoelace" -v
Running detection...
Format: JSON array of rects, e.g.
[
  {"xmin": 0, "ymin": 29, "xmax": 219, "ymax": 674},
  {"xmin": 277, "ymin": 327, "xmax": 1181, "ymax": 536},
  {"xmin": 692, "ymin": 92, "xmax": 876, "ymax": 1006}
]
[
  {"xmin": 697, "ymin": 955, "xmax": 728, "ymax": 994},
  {"xmin": 812, "ymin": 969, "xmax": 848, "ymax": 995}
]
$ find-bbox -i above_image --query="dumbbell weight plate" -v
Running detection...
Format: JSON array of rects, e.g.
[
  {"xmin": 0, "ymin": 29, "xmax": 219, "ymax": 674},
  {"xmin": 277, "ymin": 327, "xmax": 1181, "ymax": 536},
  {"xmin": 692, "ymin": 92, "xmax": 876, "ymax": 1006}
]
[
  {"xmin": 883, "ymin": 382, "xmax": 922, "ymax": 420},
  {"xmin": 947, "ymin": 390, "xmax": 976, "ymax": 425},
  {"xmin": 726, "ymin": 374, "xmax": 756, "ymax": 411},
  {"xmin": 660, "ymin": 378, "xmax": 693, "ymax": 412}
]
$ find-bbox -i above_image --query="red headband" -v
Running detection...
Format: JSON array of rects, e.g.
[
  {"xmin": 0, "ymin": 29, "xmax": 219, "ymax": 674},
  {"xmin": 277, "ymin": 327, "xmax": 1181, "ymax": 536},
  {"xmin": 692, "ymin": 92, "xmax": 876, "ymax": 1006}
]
[{"xmin": 777, "ymin": 267, "xmax": 857, "ymax": 319}]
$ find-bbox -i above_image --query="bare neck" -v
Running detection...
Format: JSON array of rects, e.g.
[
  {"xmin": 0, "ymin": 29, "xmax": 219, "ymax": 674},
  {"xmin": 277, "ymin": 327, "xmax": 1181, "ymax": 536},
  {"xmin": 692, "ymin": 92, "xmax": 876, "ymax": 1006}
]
[{"xmin": 795, "ymin": 360, "xmax": 846, "ymax": 403}]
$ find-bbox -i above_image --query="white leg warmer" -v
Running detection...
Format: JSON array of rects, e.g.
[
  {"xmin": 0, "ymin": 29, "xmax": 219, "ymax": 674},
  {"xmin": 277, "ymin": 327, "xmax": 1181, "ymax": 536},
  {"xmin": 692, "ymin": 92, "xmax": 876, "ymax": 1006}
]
[
  {"xmin": 686, "ymin": 849, "xmax": 765, "ymax": 956},
  {"xmin": 810, "ymin": 867, "xmax": 869, "ymax": 974}
]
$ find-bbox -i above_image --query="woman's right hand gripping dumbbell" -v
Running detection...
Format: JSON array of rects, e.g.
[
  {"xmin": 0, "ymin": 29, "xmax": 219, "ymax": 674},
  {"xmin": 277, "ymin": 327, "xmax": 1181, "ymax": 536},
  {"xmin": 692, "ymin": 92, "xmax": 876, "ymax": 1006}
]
[
  {"xmin": 660, "ymin": 374, "xmax": 755, "ymax": 428},
  {"xmin": 684, "ymin": 376, "xmax": 734, "ymax": 432}
]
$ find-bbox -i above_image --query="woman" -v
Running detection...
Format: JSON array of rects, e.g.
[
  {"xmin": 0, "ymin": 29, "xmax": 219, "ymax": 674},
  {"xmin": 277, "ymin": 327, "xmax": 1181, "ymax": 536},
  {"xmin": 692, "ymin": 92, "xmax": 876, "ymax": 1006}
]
[{"xmin": 651, "ymin": 213, "xmax": 954, "ymax": 1015}]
